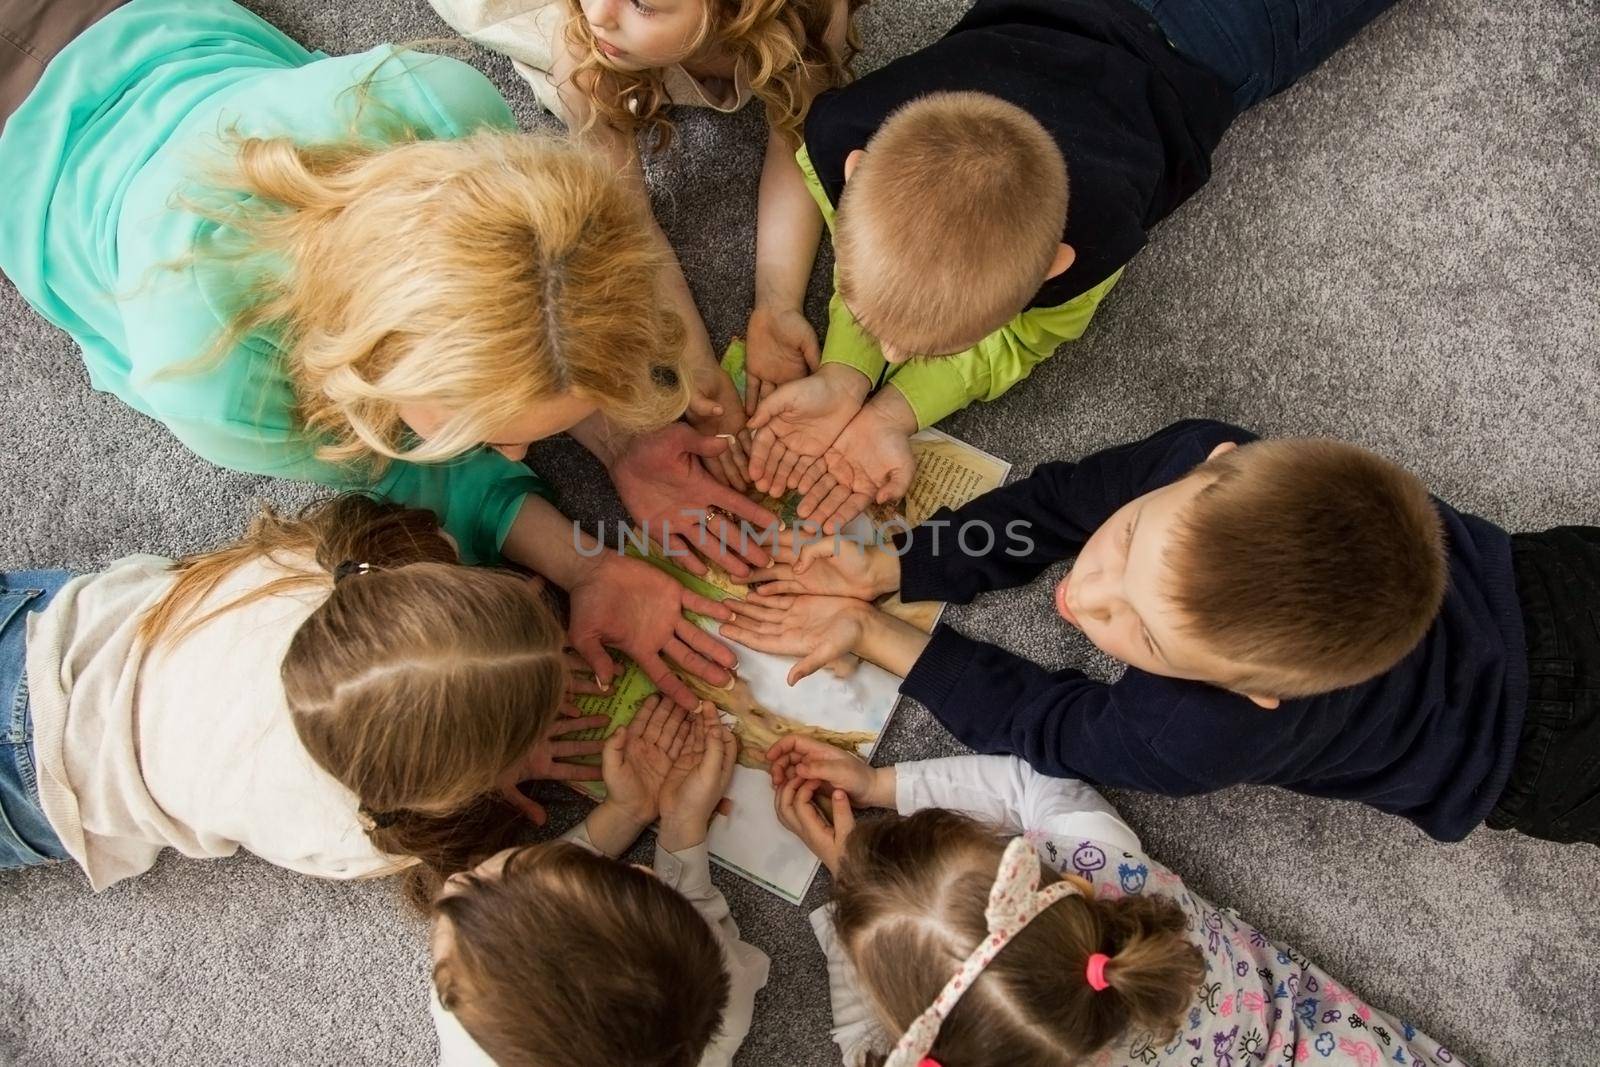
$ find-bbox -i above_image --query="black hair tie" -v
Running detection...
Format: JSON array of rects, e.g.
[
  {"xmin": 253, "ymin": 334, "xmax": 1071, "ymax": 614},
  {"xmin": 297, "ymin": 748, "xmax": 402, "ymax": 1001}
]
[{"xmin": 333, "ymin": 560, "xmax": 374, "ymax": 584}]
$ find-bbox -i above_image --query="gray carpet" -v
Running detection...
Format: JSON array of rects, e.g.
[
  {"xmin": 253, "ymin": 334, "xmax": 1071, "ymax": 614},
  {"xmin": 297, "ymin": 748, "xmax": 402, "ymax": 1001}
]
[{"xmin": 2, "ymin": 0, "xmax": 1597, "ymax": 1064}]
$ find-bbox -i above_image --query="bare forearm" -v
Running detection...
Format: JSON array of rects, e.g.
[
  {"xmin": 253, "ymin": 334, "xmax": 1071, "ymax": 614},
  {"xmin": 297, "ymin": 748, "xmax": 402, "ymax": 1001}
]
[
  {"xmin": 853, "ymin": 608, "xmax": 932, "ymax": 678},
  {"xmin": 501, "ymin": 495, "xmax": 599, "ymax": 590},
  {"xmin": 581, "ymin": 801, "xmax": 652, "ymax": 857},
  {"xmin": 754, "ymin": 130, "xmax": 823, "ymax": 312}
]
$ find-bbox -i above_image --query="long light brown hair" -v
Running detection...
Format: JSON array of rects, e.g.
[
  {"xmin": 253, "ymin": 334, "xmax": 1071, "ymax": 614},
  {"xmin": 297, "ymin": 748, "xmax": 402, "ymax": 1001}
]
[
  {"xmin": 433, "ymin": 841, "xmax": 731, "ymax": 1066},
  {"xmin": 833, "ymin": 810, "xmax": 1204, "ymax": 1066},
  {"xmin": 188, "ymin": 129, "xmax": 688, "ymax": 471},
  {"xmin": 140, "ymin": 495, "xmax": 568, "ymax": 907},
  {"xmin": 561, "ymin": 0, "xmax": 862, "ymax": 149}
]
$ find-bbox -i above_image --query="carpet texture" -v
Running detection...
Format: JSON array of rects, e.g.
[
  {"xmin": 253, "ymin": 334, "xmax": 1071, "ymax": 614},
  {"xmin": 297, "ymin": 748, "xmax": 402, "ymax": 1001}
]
[{"xmin": 2, "ymin": 1, "xmax": 1596, "ymax": 1064}]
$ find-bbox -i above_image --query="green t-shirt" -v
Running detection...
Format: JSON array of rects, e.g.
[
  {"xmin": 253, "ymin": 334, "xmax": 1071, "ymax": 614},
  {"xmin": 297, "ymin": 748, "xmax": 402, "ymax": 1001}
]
[{"xmin": 0, "ymin": 0, "xmax": 547, "ymax": 564}]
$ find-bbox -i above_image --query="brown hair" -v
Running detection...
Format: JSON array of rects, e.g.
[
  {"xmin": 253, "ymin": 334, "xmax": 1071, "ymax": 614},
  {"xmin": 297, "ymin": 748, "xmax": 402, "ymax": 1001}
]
[
  {"xmin": 560, "ymin": 0, "xmax": 860, "ymax": 149},
  {"xmin": 432, "ymin": 841, "xmax": 731, "ymax": 1067},
  {"xmin": 140, "ymin": 495, "xmax": 567, "ymax": 907},
  {"xmin": 834, "ymin": 91, "xmax": 1068, "ymax": 357},
  {"xmin": 188, "ymin": 129, "xmax": 688, "ymax": 471},
  {"xmin": 1170, "ymin": 438, "xmax": 1448, "ymax": 698},
  {"xmin": 833, "ymin": 810, "xmax": 1202, "ymax": 1066}
]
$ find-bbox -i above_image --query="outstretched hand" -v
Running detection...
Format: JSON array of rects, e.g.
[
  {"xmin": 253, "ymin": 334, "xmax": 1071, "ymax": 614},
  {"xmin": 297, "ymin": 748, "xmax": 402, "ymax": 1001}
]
[
  {"xmin": 658, "ymin": 700, "xmax": 740, "ymax": 848},
  {"xmin": 567, "ymin": 552, "xmax": 737, "ymax": 708},
  {"xmin": 496, "ymin": 713, "xmax": 613, "ymax": 825},
  {"xmin": 744, "ymin": 306, "xmax": 820, "ymax": 413},
  {"xmin": 774, "ymin": 777, "xmax": 855, "ymax": 876},
  {"xmin": 609, "ymin": 422, "xmax": 779, "ymax": 577},
  {"xmin": 746, "ymin": 365, "xmax": 870, "ymax": 496},
  {"xmin": 814, "ymin": 405, "xmax": 917, "ymax": 531},
  {"xmin": 749, "ymin": 535, "xmax": 897, "ymax": 601},
  {"xmin": 720, "ymin": 593, "xmax": 870, "ymax": 685}
]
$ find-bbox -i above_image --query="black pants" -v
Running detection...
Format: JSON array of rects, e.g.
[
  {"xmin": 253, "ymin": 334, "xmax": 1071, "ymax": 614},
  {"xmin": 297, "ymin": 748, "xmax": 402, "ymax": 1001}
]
[{"xmin": 1487, "ymin": 526, "xmax": 1600, "ymax": 845}]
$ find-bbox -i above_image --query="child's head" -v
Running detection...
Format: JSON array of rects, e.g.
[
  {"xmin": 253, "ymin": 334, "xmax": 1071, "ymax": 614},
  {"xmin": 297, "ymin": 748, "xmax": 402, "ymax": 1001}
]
[
  {"xmin": 833, "ymin": 91, "xmax": 1072, "ymax": 362},
  {"xmin": 431, "ymin": 841, "xmax": 731, "ymax": 1067},
  {"xmin": 1055, "ymin": 438, "xmax": 1448, "ymax": 706},
  {"xmin": 195, "ymin": 130, "xmax": 687, "ymax": 468},
  {"xmin": 833, "ymin": 810, "xmax": 1202, "ymax": 1066},
  {"xmin": 141, "ymin": 495, "xmax": 569, "ymax": 904},
  {"xmin": 562, "ymin": 0, "xmax": 854, "ymax": 147}
]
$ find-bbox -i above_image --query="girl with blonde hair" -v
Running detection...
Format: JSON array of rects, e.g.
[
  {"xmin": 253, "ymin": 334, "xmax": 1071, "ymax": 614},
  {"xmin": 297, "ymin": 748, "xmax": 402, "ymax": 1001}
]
[
  {"xmin": 0, "ymin": 0, "xmax": 776, "ymax": 709},
  {"xmin": 767, "ymin": 741, "xmax": 1461, "ymax": 1067},
  {"xmin": 428, "ymin": 0, "xmax": 864, "ymax": 475},
  {"xmin": 0, "ymin": 494, "xmax": 609, "ymax": 903}
]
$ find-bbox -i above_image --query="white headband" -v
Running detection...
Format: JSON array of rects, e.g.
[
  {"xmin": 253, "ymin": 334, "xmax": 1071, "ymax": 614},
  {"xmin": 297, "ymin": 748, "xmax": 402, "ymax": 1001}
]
[{"xmin": 884, "ymin": 838, "xmax": 1085, "ymax": 1067}]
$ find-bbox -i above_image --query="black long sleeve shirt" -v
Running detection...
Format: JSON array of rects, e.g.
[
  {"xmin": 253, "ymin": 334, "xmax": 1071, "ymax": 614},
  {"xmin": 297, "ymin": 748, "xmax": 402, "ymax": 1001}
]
[{"xmin": 898, "ymin": 421, "xmax": 1528, "ymax": 841}]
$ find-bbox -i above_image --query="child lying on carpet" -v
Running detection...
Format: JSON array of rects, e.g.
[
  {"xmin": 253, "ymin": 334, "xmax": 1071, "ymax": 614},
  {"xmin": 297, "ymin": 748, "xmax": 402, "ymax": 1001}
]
[
  {"xmin": 769, "ymin": 741, "xmax": 1460, "ymax": 1066},
  {"xmin": 426, "ymin": 0, "xmax": 865, "ymax": 485},
  {"xmin": 0, "ymin": 495, "xmax": 611, "ymax": 899},
  {"xmin": 428, "ymin": 696, "xmax": 769, "ymax": 1067},
  {"xmin": 727, "ymin": 419, "xmax": 1600, "ymax": 847}
]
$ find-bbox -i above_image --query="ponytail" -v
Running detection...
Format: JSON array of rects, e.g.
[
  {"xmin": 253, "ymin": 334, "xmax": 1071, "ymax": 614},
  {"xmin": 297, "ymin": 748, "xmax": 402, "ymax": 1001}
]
[{"xmin": 835, "ymin": 809, "xmax": 1203, "ymax": 1067}]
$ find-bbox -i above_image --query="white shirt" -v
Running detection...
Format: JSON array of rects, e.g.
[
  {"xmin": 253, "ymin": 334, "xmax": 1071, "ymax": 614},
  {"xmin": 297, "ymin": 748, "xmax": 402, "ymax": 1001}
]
[
  {"xmin": 430, "ymin": 821, "xmax": 771, "ymax": 1066},
  {"xmin": 26, "ymin": 554, "xmax": 393, "ymax": 890}
]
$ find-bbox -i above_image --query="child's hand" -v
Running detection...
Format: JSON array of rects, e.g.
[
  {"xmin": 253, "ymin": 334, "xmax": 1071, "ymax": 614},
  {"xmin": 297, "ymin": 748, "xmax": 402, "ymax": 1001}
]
[
  {"xmin": 686, "ymin": 366, "xmax": 746, "ymax": 439},
  {"xmin": 721, "ymin": 593, "xmax": 871, "ymax": 685},
  {"xmin": 749, "ymin": 536, "xmax": 900, "ymax": 601},
  {"xmin": 747, "ymin": 365, "xmax": 869, "ymax": 497},
  {"xmin": 819, "ymin": 402, "xmax": 918, "ymax": 529},
  {"xmin": 600, "ymin": 694, "xmax": 692, "ymax": 828},
  {"xmin": 657, "ymin": 701, "xmax": 739, "ymax": 851},
  {"xmin": 764, "ymin": 736, "xmax": 894, "ymax": 809},
  {"xmin": 745, "ymin": 306, "xmax": 820, "ymax": 413},
  {"xmin": 775, "ymin": 778, "xmax": 855, "ymax": 876},
  {"xmin": 496, "ymin": 713, "xmax": 613, "ymax": 826}
]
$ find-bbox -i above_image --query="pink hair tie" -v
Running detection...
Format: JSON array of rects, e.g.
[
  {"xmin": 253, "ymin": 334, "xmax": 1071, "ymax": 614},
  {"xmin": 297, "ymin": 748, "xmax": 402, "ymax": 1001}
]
[
  {"xmin": 917, "ymin": 1060, "xmax": 942, "ymax": 1067},
  {"xmin": 1085, "ymin": 952, "xmax": 1112, "ymax": 991}
]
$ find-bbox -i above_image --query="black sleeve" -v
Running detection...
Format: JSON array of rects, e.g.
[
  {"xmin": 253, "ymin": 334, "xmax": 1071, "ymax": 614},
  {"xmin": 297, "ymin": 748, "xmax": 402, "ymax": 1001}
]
[
  {"xmin": 901, "ymin": 627, "xmax": 1231, "ymax": 794},
  {"xmin": 898, "ymin": 420, "xmax": 1258, "ymax": 604}
]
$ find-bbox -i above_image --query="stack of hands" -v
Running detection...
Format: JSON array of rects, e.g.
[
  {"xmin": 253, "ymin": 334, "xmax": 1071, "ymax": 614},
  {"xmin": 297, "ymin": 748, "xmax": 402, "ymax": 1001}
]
[{"xmin": 767, "ymin": 736, "xmax": 891, "ymax": 877}]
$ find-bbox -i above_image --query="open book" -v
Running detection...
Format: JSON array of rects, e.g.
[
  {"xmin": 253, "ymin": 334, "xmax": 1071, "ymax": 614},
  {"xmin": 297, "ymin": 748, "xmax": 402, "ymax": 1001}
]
[{"xmin": 570, "ymin": 342, "xmax": 1011, "ymax": 903}]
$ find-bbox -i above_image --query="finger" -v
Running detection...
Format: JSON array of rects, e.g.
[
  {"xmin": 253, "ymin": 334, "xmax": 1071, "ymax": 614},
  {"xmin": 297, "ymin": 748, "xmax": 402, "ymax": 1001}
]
[
  {"xmin": 771, "ymin": 448, "xmax": 804, "ymax": 495},
  {"xmin": 639, "ymin": 695, "xmax": 670, "ymax": 746},
  {"xmin": 663, "ymin": 636, "xmax": 722, "ymax": 689},
  {"xmin": 746, "ymin": 425, "xmax": 776, "ymax": 484},
  {"xmin": 879, "ymin": 464, "xmax": 913, "ymax": 505},
  {"xmin": 718, "ymin": 622, "xmax": 793, "ymax": 654},
  {"xmin": 807, "ymin": 481, "xmax": 856, "ymax": 529},
  {"xmin": 637, "ymin": 652, "xmax": 698, "ymax": 710},
  {"xmin": 663, "ymin": 705, "xmax": 692, "ymax": 760},
  {"xmin": 708, "ymin": 483, "xmax": 781, "ymax": 537},
  {"xmin": 686, "ymin": 390, "xmax": 723, "ymax": 419},
  {"xmin": 566, "ymin": 674, "xmax": 608, "ymax": 696},
  {"xmin": 775, "ymin": 775, "xmax": 804, "ymax": 834},
  {"xmin": 570, "ymin": 634, "xmax": 617, "ymax": 691},
  {"xmin": 557, "ymin": 700, "xmax": 587, "ymax": 718},
  {"xmin": 744, "ymin": 373, "xmax": 763, "ymax": 417},
  {"xmin": 681, "ymin": 589, "xmax": 735, "ymax": 623},
  {"xmin": 715, "ymin": 796, "xmax": 734, "ymax": 818},
  {"xmin": 825, "ymin": 653, "xmax": 860, "ymax": 678},
  {"xmin": 548, "ymin": 714, "xmax": 613, "ymax": 737},
  {"xmin": 550, "ymin": 738, "xmax": 607, "ymax": 759},
  {"xmin": 728, "ymin": 598, "xmax": 785, "ymax": 622},
  {"xmin": 755, "ymin": 437, "xmax": 788, "ymax": 495},
  {"xmin": 564, "ymin": 649, "xmax": 612, "ymax": 694},
  {"xmin": 823, "ymin": 491, "xmax": 871, "ymax": 535},
  {"xmin": 747, "ymin": 562, "xmax": 794, "ymax": 584},
  {"xmin": 717, "ymin": 447, "xmax": 748, "ymax": 493},
  {"xmin": 788, "ymin": 645, "xmax": 837, "ymax": 686},
  {"xmin": 831, "ymin": 788, "xmax": 856, "ymax": 841},
  {"xmin": 743, "ymin": 591, "xmax": 798, "ymax": 610},
  {"xmin": 718, "ymin": 727, "xmax": 738, "ymax": 793},
  {"xmin": 795, "ymin": 461, "xmax": 832, "ymax": 501},
  {"xmin": 663, "ymin": 529, "xmax": 710, "ymax": 577},
  {"xmin": 540, "ymin": 760, "xmax": 605, "ymax": 781},
  {"xmin": 499, "ymin": 782, "xmax": 548, "ymax": 827},
  {"xmin": 675, "ymin": 619, "xmax": 739, "ymax": 669}
]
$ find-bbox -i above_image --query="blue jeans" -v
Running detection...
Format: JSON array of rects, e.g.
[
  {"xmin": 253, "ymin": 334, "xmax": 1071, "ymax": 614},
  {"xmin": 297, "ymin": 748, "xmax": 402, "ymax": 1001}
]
[
  {"xmin": 1, "ymin": 570, "xmax": 73, "ymax": 869},
  {"xmin": 1128, "ymin": 0, "xmax": 1403, "ymax": 113}
]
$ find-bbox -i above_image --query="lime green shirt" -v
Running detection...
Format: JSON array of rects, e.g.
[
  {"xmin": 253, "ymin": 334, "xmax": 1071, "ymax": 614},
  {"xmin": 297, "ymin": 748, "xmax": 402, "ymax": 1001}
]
[
  {"xmin": 0, "ymin": 0, "xmax": 547, "ymax": 564},
  {"xmin": 796, "ymin": 146, "xmax": 1123, "ymax": 429}
]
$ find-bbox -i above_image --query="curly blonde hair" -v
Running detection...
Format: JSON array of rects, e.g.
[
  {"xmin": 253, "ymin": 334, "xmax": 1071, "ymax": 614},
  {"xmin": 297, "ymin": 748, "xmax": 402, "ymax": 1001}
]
[
  {"xmin": 561, "ymin": 0, "xmax": 862, "ymax": 149},
  {"xmin": 189, "ymin": 129, "xmax": 688, "ymax": 470}
]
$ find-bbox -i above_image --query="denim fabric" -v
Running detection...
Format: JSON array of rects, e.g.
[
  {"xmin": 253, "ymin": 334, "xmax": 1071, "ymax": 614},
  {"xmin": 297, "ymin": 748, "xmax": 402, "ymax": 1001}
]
[
  {"xmin": 1125, "ymin": 0, "xmax": 1403, "ymax": 113},
  {"xmin": 1, "ymin": 570, "xmax": 74, "ymax": 868},
  {"xmin": 1488, "ymin": 528, "xmax": 1600, "ymax": 844}
]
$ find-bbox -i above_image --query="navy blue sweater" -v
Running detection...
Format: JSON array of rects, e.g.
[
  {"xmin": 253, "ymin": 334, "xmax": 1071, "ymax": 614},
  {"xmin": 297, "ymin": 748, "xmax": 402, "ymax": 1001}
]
[{"xmin": 899, "ymin": 421, "xmax": 1528, "ymax": 841}]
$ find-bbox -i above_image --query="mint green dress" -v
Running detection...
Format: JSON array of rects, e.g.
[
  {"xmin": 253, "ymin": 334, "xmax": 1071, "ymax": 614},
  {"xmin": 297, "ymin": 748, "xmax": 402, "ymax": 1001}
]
[{"xmin": 0, "ymin": 0, "xmax": 548, "ymax": 565}]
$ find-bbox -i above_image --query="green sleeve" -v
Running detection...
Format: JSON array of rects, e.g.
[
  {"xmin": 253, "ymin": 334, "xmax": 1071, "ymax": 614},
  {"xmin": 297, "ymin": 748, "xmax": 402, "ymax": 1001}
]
[
  {"xmin": 883, "ymin": 269, "xmax": 1125, "ymax": 429},
  {"xmin": 369, "ymin": 450, "xmax": 552, "ymax": 567}
]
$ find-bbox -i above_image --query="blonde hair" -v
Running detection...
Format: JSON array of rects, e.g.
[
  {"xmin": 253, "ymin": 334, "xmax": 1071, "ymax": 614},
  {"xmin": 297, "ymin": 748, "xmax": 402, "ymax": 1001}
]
[
  {"xmin": 835, "ymin": 91, "xmax": 1068, "ymax": 356},
  {"xmin": 433, "ymin": 841, "xmax": 731, "ymax": 1066},
  {"xmin": 190, "ymin": 130, "xmax": 688, "ymax": 470},
  {"xmin": 560, "ymin": 0, "xmax": 860, "ymax": 149},
  {"xmin": 1171, "ymin": 439, "xmax": 1448, "ymax": 698},
  {"xmin": 140, "ymin": 495, "xmax": 568, "ymax": 907},
  {"xmin": 834, "ymin": 810, "xmax": 1202, "ymax": 1066}
]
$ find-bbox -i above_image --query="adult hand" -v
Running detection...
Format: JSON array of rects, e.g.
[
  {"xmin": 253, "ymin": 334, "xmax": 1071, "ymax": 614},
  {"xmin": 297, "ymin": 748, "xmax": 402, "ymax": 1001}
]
[
  {"xmin": 599, "ymin": 694, "xmax": 692, "ymax": 827},
  {"xmin": 749, "ymin": 536, "xmax": 899, "ymax": 601},
  {"xmin": 658, "ymin": 701, "xmax": 740, "ymax": 848},
  {"xmin": 609, "ymin": 422, "xmax": 780, "ymax": 578},
  {"xmin": 496, "ymin": 713, "xmax": 613, "ymax": 825},
  {"xmin": 720, "ymin": 594, "xmax": 871, "ymax": 686},
  {"xmin": 774, "ymin": 777, "xmax": 855, "ymax": 876},
  {"xmin": 744, "ymin": 306, "xmax": 820, "ymax": 414},
  {"xmin": 567, "ymin": 552, "xmax": 738, "ymax": 708},
  {"xmin": 746, "ymin": 365, "xmax": 870, "ymax": 496}
]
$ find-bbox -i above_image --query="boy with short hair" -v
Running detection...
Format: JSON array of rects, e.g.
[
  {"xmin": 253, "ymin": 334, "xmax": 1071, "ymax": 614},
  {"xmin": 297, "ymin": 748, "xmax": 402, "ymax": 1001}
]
[
  {"xmin": 724, "ymin": 420, "xmax": 1600, "ymax": 845},
  {"xmin": 745, "ymin": 0, "xmax": 1402, "ymax": 524}
]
